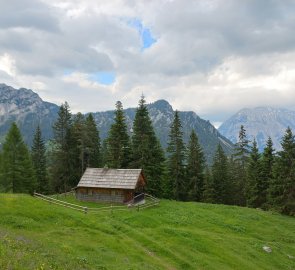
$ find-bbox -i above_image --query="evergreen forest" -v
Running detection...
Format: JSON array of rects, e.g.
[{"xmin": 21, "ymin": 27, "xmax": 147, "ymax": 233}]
[{"xmin": 0, "ymin": 97, "xmax": 294, "ymax": 216}]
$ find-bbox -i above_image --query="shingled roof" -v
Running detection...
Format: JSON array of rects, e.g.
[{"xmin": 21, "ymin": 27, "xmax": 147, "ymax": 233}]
[{"xmin": 77, "ymin": 168, "xmax": 144, "ymax": 190}]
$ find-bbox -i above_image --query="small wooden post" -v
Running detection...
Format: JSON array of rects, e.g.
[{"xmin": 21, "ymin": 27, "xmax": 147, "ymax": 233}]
[{"xmin": 84, "ymin": 207, "xmax": 88, "ymax": 214}]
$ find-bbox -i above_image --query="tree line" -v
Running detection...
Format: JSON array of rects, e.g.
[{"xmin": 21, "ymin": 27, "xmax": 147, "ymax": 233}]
[{"xmin": 0, "ymin": 97, "xmax": 294, "ymax": 216}]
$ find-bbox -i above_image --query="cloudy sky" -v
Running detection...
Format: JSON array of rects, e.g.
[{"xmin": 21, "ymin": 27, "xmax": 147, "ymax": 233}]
[{"xmin": 1, "ymin": 0, "xmax": 295, "ymax": 127}]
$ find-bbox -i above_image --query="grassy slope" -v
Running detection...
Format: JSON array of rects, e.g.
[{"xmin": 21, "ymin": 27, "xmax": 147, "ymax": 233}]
[{"xmin": 0, "ymin": 194, "xmax": 294, "ymax": 270}]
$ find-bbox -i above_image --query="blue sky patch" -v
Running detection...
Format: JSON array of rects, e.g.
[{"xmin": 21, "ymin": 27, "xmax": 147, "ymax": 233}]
[
  {"xmin": 89, "ymin": 72, "xmax": 116, "ymax": 85},
  {"xmin": 127, "ymin": 18, "xmax": 156, "ymax": 50}
]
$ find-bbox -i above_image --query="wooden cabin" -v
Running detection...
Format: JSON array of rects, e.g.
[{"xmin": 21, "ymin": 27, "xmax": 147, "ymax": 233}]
[{"xmin": 75, "ymin": 168, "xmax": 146, "ymax": 204}]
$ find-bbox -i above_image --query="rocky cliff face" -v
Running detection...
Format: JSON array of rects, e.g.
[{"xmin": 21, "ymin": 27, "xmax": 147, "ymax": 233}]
[
  {"xmin": 218, "ymin": 107, "xmax": 295, "ymax": 151},
  {"xmin": 0, "ymin": 84, "xmax": 59, "ymax": 146},
  {"xmin": 0, "ymin": 84, "xmax": 233, "ymax": 161}
]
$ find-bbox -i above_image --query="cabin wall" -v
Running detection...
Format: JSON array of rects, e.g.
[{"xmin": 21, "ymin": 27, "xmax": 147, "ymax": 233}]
[{"xmin": 76, "ymin": 187, "xmax": 133, "ymax": 203}]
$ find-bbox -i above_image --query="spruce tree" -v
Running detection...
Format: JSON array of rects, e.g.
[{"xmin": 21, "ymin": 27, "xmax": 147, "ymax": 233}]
[
  {"xmin": 71, "ymin": 112, "xmax": 87, "ymax": 179},
  {"xmin": 211, "ymin": 144, "xmax": 229, "ymax": 204},
  {"xmin": 202, "ymin": 167, "xmax": 214, "ymax": 203},
  {"xmin": 31, "ymin": 125, "xmax": 49, "ymax": 194},
  {"xmin": 101, "ymin": 139, "xmax": 109, "ymax": 167},
  {"xmin": 1, "ymin": 123, "xmax": 36, "ymax": 193},
  {"xmin": 107, "ymin": 101, "xmax": 131, "ymax": 168},
  {"xmin": 167, "ymin": 111, "xmax": 186, "ymax": 200},
  {"xmin": 269, "ymin": 127, "xmax": 295, "ymax": 215},
  {"xmin": 246, "ymin": 139, "xmax": 262, "ymax": 208},
  {"xmin": 186, "ymin": 130, "xmax": 205, "ymax": 201},
  {"xmin": 85, "ymin": 113, "xmax": 101, "ymax": 168},
  {"xmin": 260, "ymin": 137, "xmax": 275, "ymax": 208},
  {"xmin": 131, "ymin": 96, "xmax": 166, "ymax": 197},
  {"xmin": 51, "ymin": 102, "xmax": 74, "ymax": 192},
  {"xmin": 233, "ymin": 125, "xmax": 250, "ymax": 206}
]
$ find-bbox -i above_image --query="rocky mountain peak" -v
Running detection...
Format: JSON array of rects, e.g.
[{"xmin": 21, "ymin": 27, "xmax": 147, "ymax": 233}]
[{"xmin": 218, "ymin": 106, "xmax": 295, "ymax": 151}]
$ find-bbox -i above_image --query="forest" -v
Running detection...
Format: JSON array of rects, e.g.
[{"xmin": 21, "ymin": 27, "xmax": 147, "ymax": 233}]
[{"xmin": 0, "ymin": 96, "xmax": 294, "ymax": 216}]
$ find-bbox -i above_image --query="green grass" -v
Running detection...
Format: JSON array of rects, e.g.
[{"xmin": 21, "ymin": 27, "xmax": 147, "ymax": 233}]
[{"xmin": 0, "ymin": 194, "xmax": 294, "ymax": 270}]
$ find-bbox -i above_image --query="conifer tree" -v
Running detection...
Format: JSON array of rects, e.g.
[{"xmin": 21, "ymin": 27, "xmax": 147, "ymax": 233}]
[
  {"xmin": 233, "ymin": 125, "xmax": 250, "ymax": 206},
  {"xmin": 31, "ymin": 125, "xmax": 49, "ymax": 194},
  {"xmin": 211, "ymin": 144, "xmax": 229, "ymax": 204},
  {"xmin": 167, "ymin": 111, "xmax": 186, "ymax": 200},
  {"xmin": 101, "ymin": 139, "xmax": 109, "ymax": 167},
  {"xmin": 269, "ymin": 127, "xmax": 295, "ymax": 215},
  {"xmin": 186, "ymin": 130, "xmax": 205, "ymax": 201},
  {"xmin": 131, "ymin": 96, "xmax": 166, "ymax": 197},
  {"xmin": 246, "ymin": 139, "xmax": 262, "ymax": 208},
  {"xmin": 202, "ymin": 167, "xmax": 214, "ymax": 203},
  {"xmin": 260, "ymin": 137, "xmax": 275, "ymax": 208},
  {"xmin": 51, "ymin": 102, "xmax": 74, "ymax": 192},
  {"xmin": 71, "ymin": 113, "xmax": 87, "ymax": 179},
  {"xmin": 1, "ymin": 123, "xmax": 36, "ymax": 193},
  {"xmin": 107, "ymin": 101, "xmax": 131, "ymax": 168},
  {"xmin": 85, "ymin": 113, "xmax": 101, "ymax": 168}
]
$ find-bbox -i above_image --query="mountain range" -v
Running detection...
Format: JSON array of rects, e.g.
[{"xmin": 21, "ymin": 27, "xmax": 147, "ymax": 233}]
[
  {"xmin": 0, "ymin": 84, "xmax": 233, "ymax": 162},
  {"xmin": 218, "ymin": 107, "xmax": 295, "ymax": 151}
]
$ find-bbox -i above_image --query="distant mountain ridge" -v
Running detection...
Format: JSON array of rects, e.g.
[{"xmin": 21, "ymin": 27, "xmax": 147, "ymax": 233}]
[
  {"xmin": 91, "ymin": 99, "xmax": 234, "ymax": 161},
  {"xmin": 218, "ymin": 107, "xmax": 295, "ymax": 151},
  {"xmin": 0, "ymin": 84, "xmax": 234, "ymax": 162},
  {"xmin": 0, "ymin": 83, "xmax": 59, "ymax": 146}
]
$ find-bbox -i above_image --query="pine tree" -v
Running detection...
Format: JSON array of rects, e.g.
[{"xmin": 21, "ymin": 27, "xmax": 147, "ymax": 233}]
[
  {"xmin": 107, "ymin": 101, "xmax": 131, "ymax": 168},
  {"xmin": 167, "ymin": 111, "xmax": 186, "ymax": 200},
  {"xmin": 131, "ymin": 96, "xmax": 166, "ymax": 197},
  {"xmin": 186, "ymin": 130, "xmax": 205, "ymax": 201},
  {"xmin": 85, "ymin": 113, "xmax": 101, "ymax": 168},
  {"xmin": 211, "ymin": 144, "xmax": 229, "ymax": 204},
  {"xmin": 246, "ymin": 139, "xmax": 262, "ymax": 208},
  {"xmin": 269, "ymin": 127, "xmax": 295, "ymax": 215},
  {"xmin": 71, "ymin": 112, "xmax": 87, "ymax": 179},
  {"xmin": 202, "ymin": 167, "xmax": 214, "ymax": 203},
  {"xmin": 233, "ymin": 125, "xmax": 250, "ymax": 206},
  {"xmin": 260, "ymin": 137, "xmax": 275, "ymax": 208},
  {"xmin": 234, "ymin": 125, "xmax": 251, "ymax": 169},
  {"xmin": 101, "ymin": 139, "xmax": 109, "ymax": 167},
  {"xmin": 31, "ymin": 125, "xmax": 49, "ymax": 194},
  {"xmin": 50, "ymin": 102, "xmax": 74, "ymax": 192},
  {"xmin": 1, "ymin": 123, "xmax": 36, "ymax": 193}
]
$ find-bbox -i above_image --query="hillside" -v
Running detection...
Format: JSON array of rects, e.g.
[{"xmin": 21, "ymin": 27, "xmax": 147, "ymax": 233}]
[
  {"xmin": 0, "ymin": 194, "xmax": 294, "ymax": 269},
  {"xmin": 218, "ymin": 107, "xmax": 295, "ymax": 151},
  {"xmin": 0, "ymin": 84, "xmax": 59, "ymax": 146}
]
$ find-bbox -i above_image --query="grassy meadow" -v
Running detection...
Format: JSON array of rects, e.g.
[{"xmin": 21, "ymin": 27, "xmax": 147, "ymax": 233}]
[{"xmin": 0, "ymin": 194, "xmax": 294, "ymax": 270}]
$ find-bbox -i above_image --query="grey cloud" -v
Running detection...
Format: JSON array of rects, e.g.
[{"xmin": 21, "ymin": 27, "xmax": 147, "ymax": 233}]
[{"xmin": 0, "ymin": 0, "xmax": 60, "ymax": 32}]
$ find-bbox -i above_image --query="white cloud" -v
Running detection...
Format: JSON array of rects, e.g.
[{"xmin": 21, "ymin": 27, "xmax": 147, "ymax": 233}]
[{"xmin": 1, "ymin": 0, "xmax": 295, "ymax": 122}]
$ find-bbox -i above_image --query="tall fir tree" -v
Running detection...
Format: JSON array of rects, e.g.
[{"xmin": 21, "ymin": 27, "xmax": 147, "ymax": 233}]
[
  {"xmin": 50, "ymin": 102, "xmax": 75, "ymax": 192},
  {"xmin": 202, "ymin": 167, "xmax": 214, "ymax": 203},
  {"xmin": 233, "ymin": 125, "xmax": 250, "ymax": 206},
  {"xmin": 269, "ymin": 127, "xmax": 295, "ymax": 215},
  {"xmin": 1, "ymin": 123, "xmax": 36, "ymax": 193},
  {"xmin": 85, "ymin": 113, "xmax": 101, "ymax": 168},
  {"xmin": 167, "ymin": 111, "xmax": 186, "ymax": 200},
  {"xmin": 211, "ymin": 144, "xmax": 230, "ymax": 204},
  {"xmin": 71, "ymin": 113, "xmax": 87, "ymax": 180},
  {"xmin": 260, "ymin": 137, "xmax": 275, "ymax": 208},
  {"xmin": 246, "ymin": 139, "xmax": 262, "ymax": 208},
  {"xmin": 31, "ymin": 125, "xmax": 49, "ymax": 194},
  {"xmin": 101, "ymin": 139, "xmax": 109, "ymax": 167},
  {"xmin": 107, "ymin": 101, "xmax": 131, "ymax": 168},
  {"xmin": 131, "ymin": 96, "xmax": 166, "ymax": 197},
  {"xmin": 186, "ymin": 130, "xmax": 205, "ymax": 201}
]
